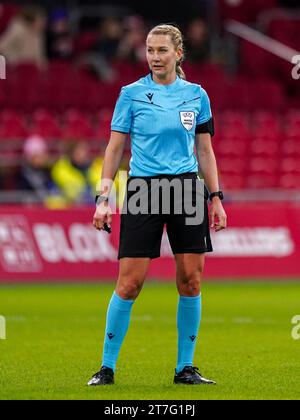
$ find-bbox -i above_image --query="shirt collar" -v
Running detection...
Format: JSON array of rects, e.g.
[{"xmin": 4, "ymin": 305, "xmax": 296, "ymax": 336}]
[{"xmin": 147, "ymin": 73, "xmax": 180, "ymax": 89}]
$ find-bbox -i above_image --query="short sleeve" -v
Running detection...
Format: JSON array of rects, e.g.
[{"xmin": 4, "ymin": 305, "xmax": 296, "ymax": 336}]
[
  {"xmin": 196, "ymin": 87, "xmax": 212, "ymax": 125},
  {"xmin": 111, "ymin": 87, "xmax": 132, "ymax": 134}
]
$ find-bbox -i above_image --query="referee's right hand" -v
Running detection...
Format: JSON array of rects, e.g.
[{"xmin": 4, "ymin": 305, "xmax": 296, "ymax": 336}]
[{"xmin": 93, "ymin": 201, "xmax": 112, "ymax": 231}]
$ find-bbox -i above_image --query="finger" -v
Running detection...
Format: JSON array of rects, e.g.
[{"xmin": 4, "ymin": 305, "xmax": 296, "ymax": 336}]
[
  {"xmin": 210, "ymin": 211, "xmax": 216, "ymax": 228},
  {"xmin": 107, "ymin": 213, "xmax": 112, "ymax": 225},
  {"xmin": 220, "ymin": 215, "xmax": 227, "ymax": 229},
  {"xmin": 215, "ymin": 220, "xmax": 226, "ymax": 231},
  {"xmin": 93, "ymin": 218, "xmax": 100, "ymax": 227},
  {"xmin": 94, "ymin": 215, "xmax": 105, "ymax": 224},
  {"xmin": 93, "ymin": 219, "xmax": 104, "ymax": 230}
]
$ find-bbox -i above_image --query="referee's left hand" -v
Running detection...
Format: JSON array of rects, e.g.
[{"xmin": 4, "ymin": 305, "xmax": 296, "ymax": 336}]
[{"xmin": 210, "ymin": 199, "xmax": 227, "ymax": 232}]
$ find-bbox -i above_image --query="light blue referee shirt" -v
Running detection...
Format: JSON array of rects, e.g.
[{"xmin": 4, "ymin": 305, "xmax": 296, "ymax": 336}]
[{"xmin": 111, "ymin": 74, "xmax": 213, "ymax": 177}]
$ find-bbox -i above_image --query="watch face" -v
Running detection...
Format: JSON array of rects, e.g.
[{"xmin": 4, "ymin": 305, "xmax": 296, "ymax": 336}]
[
  {"xmin": 210, "ymin": 191, "xmax": 224, "ymax": 200},
  {"xmin": 96, "ymin": 196, "xmax": 108, "ymax": 205}
]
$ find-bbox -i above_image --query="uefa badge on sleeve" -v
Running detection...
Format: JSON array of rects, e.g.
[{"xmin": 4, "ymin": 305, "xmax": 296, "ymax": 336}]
[{"xmin": 180, "ymin": 111, "xmax": 195, "ymax": 131}]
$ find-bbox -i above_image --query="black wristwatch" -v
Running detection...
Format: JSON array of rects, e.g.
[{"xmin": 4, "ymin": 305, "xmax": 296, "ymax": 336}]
[
  {"xmin": 95, "ymin": 195, "xmax": 109, "ymax": 206},
  {"xmin": 209, "ymin": 191, "xmax": 224, "ymax": 201}
]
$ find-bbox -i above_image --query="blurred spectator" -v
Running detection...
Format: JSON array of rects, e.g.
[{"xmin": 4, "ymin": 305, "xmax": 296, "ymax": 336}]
[
  {"xmin": 279, "ymin": 0, "xmax": 299, "ymax": 8},
  {"xmin": 118, "ymin": 15, "xmax": 147, "ymax": 63},
  {"xmin": 18, "ymin": 135, "xmax": 57, "ymax": 203},
  {"xmin": 185, "ymin": 18, "xmax": 210, "ymax": 63},
  {"xmin": 0, "ymin": 2, "xmax": 20, "ymax": 34},
  {"xmin": 0, "ymin": 5, "xmax": 47, "ymax": 68},
  {"xmin": 93, "ymin": 18, "xmax": 123, "ymax": 60},
  {"xmin": 80, "ymin": 17, "xmax": 123, "ymax": 81},
  {"xmin": 89, "ymin": 155, "xmax": 127, "ymax": 209},
  {"xmin": 0, "ymin": 169, "xmax": 4, "ymax": 190},
  {"xmin": 46, "ymin": 7, "xmax": 74, "ymax": 61},
  {"xmin": 51, "ymin": 141, "xmax": 95, "ymax": 205},
  {"xmin": 219, "ymin": 0, "xmax": 278, "ymax": 24},
  {"xmin": 51, "ymin": 141, "xmax": 127, "ymax": 207}
]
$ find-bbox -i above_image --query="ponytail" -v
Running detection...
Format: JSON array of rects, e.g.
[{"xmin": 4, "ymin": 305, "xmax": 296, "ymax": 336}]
[{"xmin": 176, "ymin": 62, "xmax": 186, "ymax": 80}]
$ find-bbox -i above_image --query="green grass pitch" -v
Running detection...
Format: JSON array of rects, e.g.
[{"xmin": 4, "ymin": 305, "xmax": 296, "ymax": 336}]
[{"xmin": 0, "ymin": 281, "xmax": 300, "ymax": 400}]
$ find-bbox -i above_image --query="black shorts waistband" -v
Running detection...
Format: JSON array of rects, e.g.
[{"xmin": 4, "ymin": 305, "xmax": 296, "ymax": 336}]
[{"xmin": 128, "ymin": 172, "xmax": 198, "ymax": 181}]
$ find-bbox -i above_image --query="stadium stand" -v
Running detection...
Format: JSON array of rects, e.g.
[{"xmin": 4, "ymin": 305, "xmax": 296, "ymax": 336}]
[{"xmin": 0, "ymin": 0, "xmax": 299, "ymax": 202}]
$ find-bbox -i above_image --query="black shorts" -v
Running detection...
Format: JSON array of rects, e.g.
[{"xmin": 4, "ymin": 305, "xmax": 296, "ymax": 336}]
[{"xmin": 118, "ymin": 172, "xmax": 213, "ymax": 259}]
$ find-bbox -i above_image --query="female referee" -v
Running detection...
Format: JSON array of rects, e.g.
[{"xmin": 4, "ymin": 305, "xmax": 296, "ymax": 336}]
[{"xmin": 88, "ymin": 24, "xmax": 227, "ymax": 386}]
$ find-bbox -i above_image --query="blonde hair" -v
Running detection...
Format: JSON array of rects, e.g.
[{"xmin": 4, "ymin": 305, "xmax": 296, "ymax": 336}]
[{"xmin": 147, "ymin": 24, "xmax": 186, "ymax": 80}]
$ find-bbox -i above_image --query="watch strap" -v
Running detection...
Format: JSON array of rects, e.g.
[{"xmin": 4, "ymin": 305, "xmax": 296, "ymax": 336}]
[
  {"xmin": 95, "ymin": 195, "xmax": 109, "ymax": 206},
  {"xmin": 209, "ymin": 191, "xmax": 224, "ymax": 201}
]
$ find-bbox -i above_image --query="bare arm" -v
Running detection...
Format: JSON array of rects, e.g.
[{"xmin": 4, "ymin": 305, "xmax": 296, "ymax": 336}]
[
  {"xmin": 195, "ymin": 133, "xmax": 227, "ymax": 232},
  {"xmin": 97, "ymin": 131, "xmax": 127, "ymax": 196},
  {"xmin": 195, "ymin": 133, "xmax": 219, "ymax": 193},
  {"xmin": 93, "ymin": 131, "xmax": 127, "ymax": 231}
]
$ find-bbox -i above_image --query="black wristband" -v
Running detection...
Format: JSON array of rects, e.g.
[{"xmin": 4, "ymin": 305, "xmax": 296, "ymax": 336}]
[
  {"xmin": 95, "ymin": 195, "xmax": 109, "ymax": 205},
  {"xmin": 209, "ymin": 191, "xmax": 224, "ymax": 201}
]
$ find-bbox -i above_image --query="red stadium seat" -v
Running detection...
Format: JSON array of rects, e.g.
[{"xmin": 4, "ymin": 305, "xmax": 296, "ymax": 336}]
[
  {"xmin": 62, "ymin": 109, "xmax": 95, "ymax": 140},
  {"xmin": 247, "ymin": 157, "xmax": 279, "ymax": 188},
  {"xmin": 99, "ymin": 108, "xmax": 113, "ymax": 123},
  {"xmin": 279, "ymin": 174, "xmax": 300, "ymax": 189},
  {"xmin": 73, "ymin": 79, "xmax": 121, "ymax": 112},
  {"xmin": 252, "ymin": 126, "xmax": 281, "ymax": 142},
  {"xmin": 41, "ymin": 62, "xmax": 85, "ymax": 111},
  {"xmin": 185, "ymin": 62, "xmax": 227, "ymax": 86},
  {"xmin": 14, "ymin": 63, "xmax": 41, "ymax": 81},
  {"xmin": 45, "ymin": 61, "xmax": 77, "ymax": 82},
  {"xmin": 111, "ymin": 61, "xmax": 139, "ymax": 85},
  {"xmin": 222, "ymin": 126, "xmax": 250, "ymax": 141},
  {"xmin": 219, "ymin": 174, "xmax": 245, "ymax": 191},
  {"xmin": 240, "ymin": 41, "xmax": 271, "ymax": 78},
  {"xmin": 31, "ymin": 109, "xmax": 62, "ymax": 139},
  {"xmin": 95, "ymin": 108, "xmax": 114, "ymax": 140},
  {"xmin": 0, "ymin": 111, "xmax": 28, "ymax": 139},
  {"xmin": 218, "ymin": 157, "xmax": 246, "ymax": 175},
  {"xmin": 222, "ymin": 111, "xmax": 249, "ymax": 132},
  {"xmin": 285, "ymin": 127, "xmax": 300, "ymax": 142},
  {"xmin": 249, "ymin": 157, "xmax": 278, "ymax": 174},
  {"xmin": 288, "ymin": 120, "xmax": 300, "ymax": 132},
  {"xmin": 281, "ymin": 139, "xmax": 300, "ymax": 157},
  {"xmin": 4, "ymin": 76, "xmax": 44, "ymax": 112},
  {"xmin": 42, "ymin": 78, "xmax": 78, "ymax": 112},
  {"xmin": 219, "ymin": 0, "xmax": 277, "ymax": 24},
  {"xmin": 286, "ymin": 110, "xmax": 300, "ymax": 126},
  {"xmin": 280, "ymin": 157, "xmax": 300, "ymax": 175},
  {"xmin": 64, "ymin": 109, "xmax": 88, "ymax": 124},
  {"xmin": 215, "ymin": 138, "xmax": 248, "ymax": 157},
  {"xmin": 0, "ymin": 110, "xmax": 24, "ymax": 124},
  {"xmin": 252, "ymin": 111, "xmax": 281, "ymax": 131},
  {"xmin": 96, "ymin": 124, "xmax": 111, "ymax": 141},
  {"xmin": 73, "ymin": 31, "xmax": 98, "ymax": 55},
  {"xmin": 250, "ymin": 137, "xmax": 280, "ymax": 157},
  {"xmin": 268, "ymin": 18, "xmax": 300, "ymax": 51},
  {"xmin": 249, "ymin": 80, "xmax": 285, "ymax": 111},
  {"xmin": 246, "ymin": 174, "xmax": 278, "ymax": 189},
  {"xmin": 206, "ymin": 78, "xmax": 250, "ymax": 111},
  {"xmin": 0, "ymin": 86, "xmax": 7, "ymax": 108}
]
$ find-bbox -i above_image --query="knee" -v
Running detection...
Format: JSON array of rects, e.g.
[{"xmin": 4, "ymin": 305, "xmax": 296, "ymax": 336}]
[
  {"xmin": 116, "ymin": 275, "xmax": 143, "ymax": 300},
  {"xmin": 178, "ymin": 269, "xmax": 203, "ymax": 296}
]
